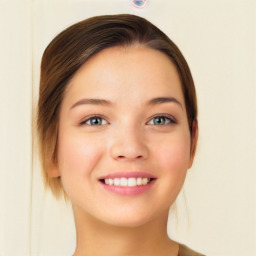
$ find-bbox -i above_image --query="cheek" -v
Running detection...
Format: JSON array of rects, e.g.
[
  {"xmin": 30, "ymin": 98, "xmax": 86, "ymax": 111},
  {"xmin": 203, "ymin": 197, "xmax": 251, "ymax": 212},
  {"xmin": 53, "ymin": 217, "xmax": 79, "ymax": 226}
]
[
  {"xmin": 159, "ymin": 139, "xmax": 191, "ymax": 198},
  {"xmin": 57, "ymin": 132, "xmax": 107, "ymax": 201},
  {"xmin": 154, "ymin": 135, "xmax": 191, "ymax": 177},
  {"xmin": 57, "ymin": 132, "xmax": 105, "ymax": 178}
]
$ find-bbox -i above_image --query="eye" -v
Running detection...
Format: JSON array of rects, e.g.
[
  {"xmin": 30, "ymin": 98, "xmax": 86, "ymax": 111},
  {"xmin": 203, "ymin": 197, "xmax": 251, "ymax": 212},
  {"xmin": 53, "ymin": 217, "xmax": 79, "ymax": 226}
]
[
  {"xmin": 147, "ymin": 115, "xmax": 176, "ymax": 126},
  {"xmin": 80, "ymin": 116, "xmax": 108, "ymax": 126}
]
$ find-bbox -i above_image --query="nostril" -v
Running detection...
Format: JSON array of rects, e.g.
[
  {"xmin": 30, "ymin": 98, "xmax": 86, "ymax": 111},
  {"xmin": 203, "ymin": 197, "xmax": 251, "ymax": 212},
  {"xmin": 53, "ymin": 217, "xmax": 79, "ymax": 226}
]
[
  {"xmin": 110, "ymin": 138, "xmax": 149, "ymax": 160},
  {"xmin": 117, "ymin": 154, "xmax": 143, "ymax": 160}
]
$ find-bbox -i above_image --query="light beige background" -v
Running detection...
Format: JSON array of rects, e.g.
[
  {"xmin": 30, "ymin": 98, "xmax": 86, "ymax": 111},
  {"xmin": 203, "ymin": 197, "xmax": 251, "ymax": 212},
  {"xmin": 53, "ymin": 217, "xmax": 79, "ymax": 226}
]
[{"xmin": 0, "ymin": 0, "xmax": 255, "ymax": 255}]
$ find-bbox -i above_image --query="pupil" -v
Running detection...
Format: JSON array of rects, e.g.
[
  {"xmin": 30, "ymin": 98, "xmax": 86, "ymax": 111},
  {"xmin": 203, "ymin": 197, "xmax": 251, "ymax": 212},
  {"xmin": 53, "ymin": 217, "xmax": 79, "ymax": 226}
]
[
  {"xmin": 91, "ymin": 117, "xmax": 101, "ymax": 125},
  {"xmin": 154, "ymin": 117, "xmax": 164, "ymax": 125}
]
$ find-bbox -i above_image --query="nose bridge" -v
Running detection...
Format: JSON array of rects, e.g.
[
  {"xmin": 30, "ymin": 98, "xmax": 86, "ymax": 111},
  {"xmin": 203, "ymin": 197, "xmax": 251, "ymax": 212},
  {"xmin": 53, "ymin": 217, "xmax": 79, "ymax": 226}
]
[{"xmin": 109, "ymin": 120, "xmax": 149, "ymax": 160}]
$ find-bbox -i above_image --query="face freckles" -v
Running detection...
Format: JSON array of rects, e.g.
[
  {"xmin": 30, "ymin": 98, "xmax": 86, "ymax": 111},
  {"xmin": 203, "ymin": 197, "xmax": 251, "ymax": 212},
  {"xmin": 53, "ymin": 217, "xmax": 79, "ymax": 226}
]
[{"xmin": 54, "ymin": 45, "xmax": 195, "ymax": 227}]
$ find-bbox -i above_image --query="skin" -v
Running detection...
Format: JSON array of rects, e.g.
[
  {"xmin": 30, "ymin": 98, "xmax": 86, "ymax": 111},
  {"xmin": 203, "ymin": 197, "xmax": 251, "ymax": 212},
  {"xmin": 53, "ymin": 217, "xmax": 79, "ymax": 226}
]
[{"xmin": 50, "ymin": 45, "xmax": 197, "ymax": 256}]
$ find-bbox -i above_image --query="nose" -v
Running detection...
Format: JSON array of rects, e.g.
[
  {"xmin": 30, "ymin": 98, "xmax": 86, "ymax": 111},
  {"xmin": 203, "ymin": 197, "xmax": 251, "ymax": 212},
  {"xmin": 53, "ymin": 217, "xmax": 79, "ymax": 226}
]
[{"xmin": 109, "ymin": 128, "xmax": 149, "ymax": 161}]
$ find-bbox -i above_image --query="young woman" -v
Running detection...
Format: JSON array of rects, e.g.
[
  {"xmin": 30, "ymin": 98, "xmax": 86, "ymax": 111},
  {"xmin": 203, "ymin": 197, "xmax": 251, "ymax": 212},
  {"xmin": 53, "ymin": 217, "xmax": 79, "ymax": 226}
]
[{"xmin": 37, "ymin": 14, "xmax": 204, "ymax": 256}]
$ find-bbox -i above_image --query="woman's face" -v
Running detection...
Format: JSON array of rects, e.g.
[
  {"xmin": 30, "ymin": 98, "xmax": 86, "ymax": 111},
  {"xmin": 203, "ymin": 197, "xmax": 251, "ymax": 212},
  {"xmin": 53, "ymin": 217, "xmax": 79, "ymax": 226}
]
[{"xmin": 54, "ymin": 45, "xmax": 195, "ymax": 227}]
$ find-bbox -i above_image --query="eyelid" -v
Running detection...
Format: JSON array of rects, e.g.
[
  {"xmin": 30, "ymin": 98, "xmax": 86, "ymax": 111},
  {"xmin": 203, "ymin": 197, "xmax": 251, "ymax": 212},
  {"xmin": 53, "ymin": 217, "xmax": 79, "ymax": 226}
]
[
  {"xmin": 146, "ymin": 114, "xmax": 177, "ymax": 125},
  {"xmin": 78, "ymin": 114, "xmax": 177, "ymax": 126},
  {"xmin": 80, "ymin": 115, "xmax": 109, "ymax": 126}
]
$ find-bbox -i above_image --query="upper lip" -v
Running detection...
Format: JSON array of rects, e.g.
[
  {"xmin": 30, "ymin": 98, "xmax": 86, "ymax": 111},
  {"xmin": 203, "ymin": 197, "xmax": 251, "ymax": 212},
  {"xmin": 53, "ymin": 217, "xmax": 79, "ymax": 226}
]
[{"xmin": 98, "ymin": 171, "xmax": 157, "ymax": 180}]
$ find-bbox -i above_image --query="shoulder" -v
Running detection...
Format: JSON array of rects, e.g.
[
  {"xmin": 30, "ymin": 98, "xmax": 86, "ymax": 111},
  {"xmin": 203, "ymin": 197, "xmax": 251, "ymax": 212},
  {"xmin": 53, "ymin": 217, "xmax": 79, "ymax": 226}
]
[{"xmin": 178, "ymin": 243, "xmax": 206, "ymax": 256}]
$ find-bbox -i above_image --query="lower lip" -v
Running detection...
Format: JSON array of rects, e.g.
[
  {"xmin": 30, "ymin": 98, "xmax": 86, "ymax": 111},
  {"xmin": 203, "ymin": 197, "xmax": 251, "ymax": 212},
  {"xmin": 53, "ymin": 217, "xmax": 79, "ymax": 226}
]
[{"xmin": 99, "ymin": 180, "xmax": 156, "ymax": 196}]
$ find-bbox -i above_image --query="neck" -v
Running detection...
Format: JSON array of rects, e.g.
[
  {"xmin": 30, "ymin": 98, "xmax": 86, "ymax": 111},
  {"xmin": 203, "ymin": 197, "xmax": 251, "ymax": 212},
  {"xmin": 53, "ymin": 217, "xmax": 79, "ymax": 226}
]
[{"xmin": 72, "ymin": 205, "xmax": 179, "ymax": 256}]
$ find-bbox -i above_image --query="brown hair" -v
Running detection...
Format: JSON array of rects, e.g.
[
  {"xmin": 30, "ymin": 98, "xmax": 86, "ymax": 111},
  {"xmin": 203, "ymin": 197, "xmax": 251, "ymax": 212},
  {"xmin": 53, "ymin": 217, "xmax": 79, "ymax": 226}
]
[{"xmin": 37, "ymin": 14, "xmax": 198, "ymax": 199}]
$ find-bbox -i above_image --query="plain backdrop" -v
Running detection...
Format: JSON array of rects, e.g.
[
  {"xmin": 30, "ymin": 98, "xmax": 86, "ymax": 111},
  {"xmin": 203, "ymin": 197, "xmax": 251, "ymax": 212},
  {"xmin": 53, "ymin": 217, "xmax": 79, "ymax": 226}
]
[{"xmin": 0, "ymin": 0, "xmax": 255, "ymax": 255}]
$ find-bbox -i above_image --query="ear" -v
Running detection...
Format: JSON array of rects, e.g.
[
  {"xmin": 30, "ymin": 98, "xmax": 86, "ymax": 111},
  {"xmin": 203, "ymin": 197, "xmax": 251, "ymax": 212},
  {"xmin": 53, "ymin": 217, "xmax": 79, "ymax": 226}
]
[
  {"xmin": 188, "ymin": 120, "xmax": 198, "ymax": 168},
  {"xmin": 47, "ymin": 160, "xmax": 61, "ymax": 178}
]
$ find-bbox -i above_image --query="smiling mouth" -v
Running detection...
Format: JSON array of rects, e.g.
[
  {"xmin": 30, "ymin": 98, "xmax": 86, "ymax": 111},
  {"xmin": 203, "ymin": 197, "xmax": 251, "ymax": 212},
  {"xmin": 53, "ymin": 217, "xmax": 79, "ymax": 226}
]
[{"xmin": 99, "ymin": 177, "xmax": 156, "ymax": 187}]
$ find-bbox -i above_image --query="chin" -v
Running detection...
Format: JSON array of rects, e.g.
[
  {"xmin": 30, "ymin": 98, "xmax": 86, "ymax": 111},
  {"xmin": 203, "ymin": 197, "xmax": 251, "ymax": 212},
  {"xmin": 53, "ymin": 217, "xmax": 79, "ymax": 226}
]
[{"xmin": 96, "ymin": 207, "xmax": 168, "ymax": 229}]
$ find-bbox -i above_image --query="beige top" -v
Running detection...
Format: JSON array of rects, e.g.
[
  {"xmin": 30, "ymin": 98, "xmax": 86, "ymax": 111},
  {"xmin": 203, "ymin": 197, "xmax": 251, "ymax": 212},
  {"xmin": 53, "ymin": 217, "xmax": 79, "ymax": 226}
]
[{"xmin": 178, "ymin": 244, "xmax": 205, "ymax": 256}]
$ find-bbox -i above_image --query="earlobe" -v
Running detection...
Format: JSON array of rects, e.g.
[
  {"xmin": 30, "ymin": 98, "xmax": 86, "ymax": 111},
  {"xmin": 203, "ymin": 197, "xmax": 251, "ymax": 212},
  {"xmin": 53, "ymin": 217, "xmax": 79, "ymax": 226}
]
[
  {"xmin": 188, "ymin": 120, "xmax": 198, "ymax": 168},
  {"xmin": 47, "ymin": 161, "xmax": 61, "ymax": 178}
]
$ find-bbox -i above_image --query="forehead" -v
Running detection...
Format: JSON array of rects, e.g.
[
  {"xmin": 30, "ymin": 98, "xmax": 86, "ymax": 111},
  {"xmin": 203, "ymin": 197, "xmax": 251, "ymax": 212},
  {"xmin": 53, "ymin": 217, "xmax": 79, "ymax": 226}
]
[{"xmin": 63, "ymin": 45, "xmax": 184, "ymax": 106}]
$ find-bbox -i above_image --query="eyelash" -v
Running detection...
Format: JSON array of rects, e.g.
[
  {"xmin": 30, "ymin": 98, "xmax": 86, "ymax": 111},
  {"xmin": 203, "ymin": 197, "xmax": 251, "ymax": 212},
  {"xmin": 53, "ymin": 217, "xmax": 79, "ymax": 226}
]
[
  {"xmin": 80, "ymin": 115, "xmax": 109, "ymax": 126},
  {"xmin": 80, "ymin": 114, "xmax": 176, "ymax": 126},
  {"xmin": 147, "ymin": 115, "xmax": 176, "ymax": 125}
]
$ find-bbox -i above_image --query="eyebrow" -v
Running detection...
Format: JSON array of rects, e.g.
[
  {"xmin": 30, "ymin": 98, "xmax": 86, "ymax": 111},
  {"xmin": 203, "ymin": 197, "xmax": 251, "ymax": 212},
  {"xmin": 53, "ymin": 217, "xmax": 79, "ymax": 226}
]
[
  {"xmin": 70, "ymin": 97, "xmax": 183, "ymax": 110},
  {"xmin": 147, "ymin": 97, "xmax": 183, "ymax": 109},
  {"xmin": 71, "ymin": 98, "xmax": 112, "ymax": 109}
]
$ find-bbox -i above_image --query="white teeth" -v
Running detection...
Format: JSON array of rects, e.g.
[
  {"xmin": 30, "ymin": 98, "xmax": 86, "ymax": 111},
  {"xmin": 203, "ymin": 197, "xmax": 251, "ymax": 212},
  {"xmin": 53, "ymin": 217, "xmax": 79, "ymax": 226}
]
[
  {"xmin": 142, "ymin": 177, "xmax": 148, "ymax": 185},
  {"xmin": 136, "ymin": 177, "xmax": 142, "ymax": 185},
  {"xmin": 114, "ymin": 178, "xmax": 120, "ymax": 186},
  {"xmin": 128, "ymin": 178, "xmax": 137, "ymax": 187},
  {"xmin": 104, "ymin": 177, "xmax": 151, "ymax": 186},
  {"xmin": 120, "ymin": 177, "xmax": 127, "ymax": 186}
]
